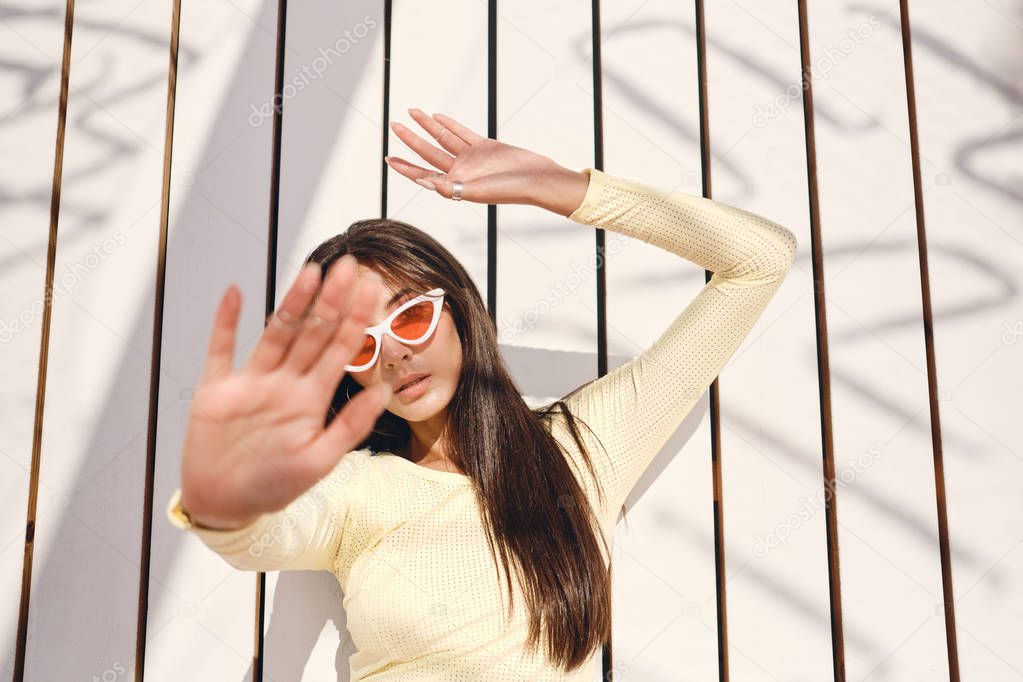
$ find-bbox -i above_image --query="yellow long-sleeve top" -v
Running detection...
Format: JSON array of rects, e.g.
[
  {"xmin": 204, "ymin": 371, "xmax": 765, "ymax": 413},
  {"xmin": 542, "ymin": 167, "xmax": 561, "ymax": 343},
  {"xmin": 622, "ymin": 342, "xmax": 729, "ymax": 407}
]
[{"xmin": 166, "ymin": 167, "xmax": 797, "ymax": 680}]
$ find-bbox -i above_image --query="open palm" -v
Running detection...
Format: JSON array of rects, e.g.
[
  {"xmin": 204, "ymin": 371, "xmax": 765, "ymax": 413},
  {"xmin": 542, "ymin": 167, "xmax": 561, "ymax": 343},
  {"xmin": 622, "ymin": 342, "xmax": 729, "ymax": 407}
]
[
  {"xmin": 385, "ymin": 108, "xmax": 561, "ymax": 206},
  {"xmin": 178, "ymin": 255, "xmax": 393, "ymax": 530}
]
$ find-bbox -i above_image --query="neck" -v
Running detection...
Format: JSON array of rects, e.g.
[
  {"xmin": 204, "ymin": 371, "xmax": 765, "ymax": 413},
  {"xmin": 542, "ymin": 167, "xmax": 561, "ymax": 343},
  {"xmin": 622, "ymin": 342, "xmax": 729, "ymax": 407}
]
[{"xmin": 402, "ymin": 411, "xmax": 451, "ymax": 465}]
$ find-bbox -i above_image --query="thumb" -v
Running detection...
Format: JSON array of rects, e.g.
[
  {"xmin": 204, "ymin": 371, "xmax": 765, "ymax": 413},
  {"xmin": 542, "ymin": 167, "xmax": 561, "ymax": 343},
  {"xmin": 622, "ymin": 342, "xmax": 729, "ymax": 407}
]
[{"xmin": 306, "ymin": 382, "xmax": 393, "ymax": 475}]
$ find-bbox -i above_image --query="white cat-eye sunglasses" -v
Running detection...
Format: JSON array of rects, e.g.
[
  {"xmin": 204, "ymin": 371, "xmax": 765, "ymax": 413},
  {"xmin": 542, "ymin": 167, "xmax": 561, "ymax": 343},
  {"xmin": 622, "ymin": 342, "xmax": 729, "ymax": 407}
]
[{"xmin": 344, "ymin": 287, "xmax": 446, "ymax": 372}]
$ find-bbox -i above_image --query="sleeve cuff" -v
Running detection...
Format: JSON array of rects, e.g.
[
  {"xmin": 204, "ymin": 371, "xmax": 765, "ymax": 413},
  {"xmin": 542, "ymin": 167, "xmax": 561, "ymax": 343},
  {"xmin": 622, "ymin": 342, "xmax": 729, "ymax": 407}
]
[
  {"xmin": 566, "ymin": 167, "xmax": 607, "ymax": 224},
  {"xmin": 166, "ymin": 487, "xmax": 193, "ymax": 529},
  {"xmin": 166, "ymin": 487, "xmax": 270, "ymax": 553}
]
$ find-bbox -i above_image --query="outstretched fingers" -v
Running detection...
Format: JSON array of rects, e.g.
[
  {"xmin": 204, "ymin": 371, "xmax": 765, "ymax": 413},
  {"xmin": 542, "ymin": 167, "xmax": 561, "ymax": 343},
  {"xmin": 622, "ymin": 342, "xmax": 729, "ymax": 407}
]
[
  {"xmin": 430, "ymin": 112, "xmax": 485, "ymax": 145},
  {"xmin": 308, "ymin": 270, "xmax": 381, "ymax": 392},
  {"xmin": 409, "ymin": 108, "xmax": 469, "ymax": 155},
  {"xmin": 199, "ymin": 284, "xmax": 242, "ymax": 386},
  {"xmin": 389, "ymin": 120, "xmax": 454, "ymax": 172},
  {"xmin": 282, "ymin": 254, "xmax": 361, "ymax": 375},
  {"xmin": 244, "ymin": 261, "xmax": 323, "ymax": 374},
  {"xmin": 307, "ymin": 381, "xmax": 393, "ymax": 476},
  {"xmin": 383, "ymin": 159, "xmax": 466, "ymax": 201},
  {"xmin": 384, "ymin": 154, "xmax": 442, "ymax": 185}
]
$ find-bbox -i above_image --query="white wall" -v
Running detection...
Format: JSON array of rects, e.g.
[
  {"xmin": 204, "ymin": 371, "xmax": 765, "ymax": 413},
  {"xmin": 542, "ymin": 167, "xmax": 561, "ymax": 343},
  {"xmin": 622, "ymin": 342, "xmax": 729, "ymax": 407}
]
[{"xmin": 1, "ymin": 0, "xmax": 1020, "ymax": 679}]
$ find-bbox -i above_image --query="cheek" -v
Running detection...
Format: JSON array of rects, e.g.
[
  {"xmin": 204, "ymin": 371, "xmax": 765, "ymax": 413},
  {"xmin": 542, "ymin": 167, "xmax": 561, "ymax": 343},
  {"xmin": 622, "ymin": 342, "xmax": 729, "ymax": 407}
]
[{"xmin": 438, "ymin": 318, "xmax": 462, "ymax": 372}]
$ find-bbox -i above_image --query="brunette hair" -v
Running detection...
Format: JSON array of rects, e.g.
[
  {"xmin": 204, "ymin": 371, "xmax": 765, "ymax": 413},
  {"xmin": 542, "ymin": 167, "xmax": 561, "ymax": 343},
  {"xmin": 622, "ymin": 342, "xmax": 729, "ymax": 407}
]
[{"xmin": 305, "ymin": 217, "xmax": 623, "ymax": 672}]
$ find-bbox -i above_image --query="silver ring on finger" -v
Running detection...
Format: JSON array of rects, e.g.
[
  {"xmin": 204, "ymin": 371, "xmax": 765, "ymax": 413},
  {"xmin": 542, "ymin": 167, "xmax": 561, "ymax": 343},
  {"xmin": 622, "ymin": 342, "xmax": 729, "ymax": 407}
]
[{"xmin": 451, "ymin": 180, "xmax": 463, "ymax": 201}]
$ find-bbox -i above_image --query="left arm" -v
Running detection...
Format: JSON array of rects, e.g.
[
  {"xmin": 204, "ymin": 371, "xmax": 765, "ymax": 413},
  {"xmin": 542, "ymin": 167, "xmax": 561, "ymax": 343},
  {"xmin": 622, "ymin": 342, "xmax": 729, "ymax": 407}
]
[
  {"xmin": 550, "ymin": 167, "xmax": 797, "ymax": 519},
  {"xmin": 380, "ymin": 111, "xmax": 797, "ymax": 519}
]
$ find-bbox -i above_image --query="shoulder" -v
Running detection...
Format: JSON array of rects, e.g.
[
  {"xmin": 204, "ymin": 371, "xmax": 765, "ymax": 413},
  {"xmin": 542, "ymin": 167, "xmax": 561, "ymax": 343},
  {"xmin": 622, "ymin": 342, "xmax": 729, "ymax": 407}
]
[
  {"xmin": 541, "ymin": 402, "xmax": 614, "ymax": 522},
  {"xmin": 314, "ymin": 447, "xmax": 377, "ymax": 498}
]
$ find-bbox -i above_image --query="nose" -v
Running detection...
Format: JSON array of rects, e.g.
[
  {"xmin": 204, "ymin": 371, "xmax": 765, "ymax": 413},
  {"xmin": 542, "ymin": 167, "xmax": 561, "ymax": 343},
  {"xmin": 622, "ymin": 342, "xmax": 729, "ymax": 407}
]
[{"xmin": 379, "ymin": 333, "xmax": 412, "ymax": 368}]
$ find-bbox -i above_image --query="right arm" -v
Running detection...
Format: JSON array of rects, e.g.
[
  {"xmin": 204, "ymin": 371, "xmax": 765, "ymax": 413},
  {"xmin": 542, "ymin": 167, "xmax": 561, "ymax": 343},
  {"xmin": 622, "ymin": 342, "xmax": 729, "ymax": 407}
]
[
  {"xmin": 167, "ymin": 255, "xmax": 392, "ymax": 571},
  {"xmin": 166, "ymin": 449, "xmax": 371, "ymax": 572}
]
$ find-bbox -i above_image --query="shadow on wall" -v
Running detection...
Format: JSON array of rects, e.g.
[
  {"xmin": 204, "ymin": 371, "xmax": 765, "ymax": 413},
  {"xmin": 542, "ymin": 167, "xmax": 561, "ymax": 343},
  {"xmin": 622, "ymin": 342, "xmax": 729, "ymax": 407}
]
[
  {"xmin": 6, "ymin": 0, "xmax": 1023, "ymax": 679},
  {"xmin": 4, "ymin": 0, "xmax": 377, "ymax": 678},
  {"xmin": 157, "ymin": 0, "xmax": 382, "ymax": 678},
  {"xmin": 5, "ymin": 0, "xmax": 669, "ymax": 678},
  {"xmin": 263, "ymin": 571, "xmax": 358, "ymax": 680},
  {"xmin": 855, "ymin": 1, "xmax": 1023, "ymax": 204}
]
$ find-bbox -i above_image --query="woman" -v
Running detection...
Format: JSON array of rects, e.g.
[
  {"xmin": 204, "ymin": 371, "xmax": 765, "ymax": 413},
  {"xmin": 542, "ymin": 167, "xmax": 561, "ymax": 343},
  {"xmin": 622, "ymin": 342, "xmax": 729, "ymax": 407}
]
[{"xmin": 166, "ymin": 109, "xmax": 797, "ymax": 679}]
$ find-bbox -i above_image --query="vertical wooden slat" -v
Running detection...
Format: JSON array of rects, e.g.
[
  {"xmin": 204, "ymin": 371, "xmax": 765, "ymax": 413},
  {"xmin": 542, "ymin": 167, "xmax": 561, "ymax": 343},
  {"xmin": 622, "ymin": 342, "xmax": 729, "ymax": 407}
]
[
  {"xmin": 13, "ymin": 0, "xmax": 75, "ymax": 678},
  {"xmin": 381, "ymin": 0, "xmax": 393, "ymax": 220},
  {"xmin": 590, "ymin": 0, "xmax": 607, "ymax": 382},
  {"xmin": 254, "ymin": 0, "xmax": 290, "ymax": 679},
  {"xmin": 693, "ymin": 2, "xmax": 731, "ymax": 680},
  {"xmin": 486, "ymin": 0, "xmax": 498, "ymax": 323},
  {"xmin": 2, "ymin": 2, "xmax": 976, "ymax": 677},
  {"xmin": 134, "ymin": 0, "xmax": 183, "ymax": 678},
  {"xmin": 795, "ymin": 1, "xmax": 845, "ymax": 679},
  {"xmin": 142, "ymin": 3, "xmax": 282, "ymax": 678},
  {"xmin": 896, "ymin": 2, "xmax": 960, "ymax": 679},
  {"xmin": 586, "ymin": 0, "xmax": 614, "ymax": 677}
]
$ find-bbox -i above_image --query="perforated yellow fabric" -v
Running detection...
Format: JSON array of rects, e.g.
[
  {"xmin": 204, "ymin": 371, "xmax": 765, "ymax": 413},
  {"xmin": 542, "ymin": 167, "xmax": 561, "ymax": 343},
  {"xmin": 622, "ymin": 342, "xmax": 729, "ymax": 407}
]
[
  {"xmin": 165, "ymin": 167, "xmax": 797, "ymax": 680},
  {"xmin": 557, "ymin": 167, "xmax": 798, "ymax": 530}
]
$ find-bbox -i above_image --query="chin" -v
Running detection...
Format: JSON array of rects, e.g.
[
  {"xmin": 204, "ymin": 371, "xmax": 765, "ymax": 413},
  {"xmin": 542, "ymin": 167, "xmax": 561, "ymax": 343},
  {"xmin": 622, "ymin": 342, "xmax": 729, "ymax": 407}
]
[{"xmin": 390, "ymin": 383, "xmax": 452, "ymax": 422}]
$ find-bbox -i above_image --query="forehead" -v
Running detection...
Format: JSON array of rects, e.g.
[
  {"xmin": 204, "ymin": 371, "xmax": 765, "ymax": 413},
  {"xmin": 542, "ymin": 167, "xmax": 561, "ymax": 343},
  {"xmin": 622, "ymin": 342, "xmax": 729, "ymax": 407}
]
[{"xmin": 354, "ymin": 263, "xmax": 417, "ymax": 312}]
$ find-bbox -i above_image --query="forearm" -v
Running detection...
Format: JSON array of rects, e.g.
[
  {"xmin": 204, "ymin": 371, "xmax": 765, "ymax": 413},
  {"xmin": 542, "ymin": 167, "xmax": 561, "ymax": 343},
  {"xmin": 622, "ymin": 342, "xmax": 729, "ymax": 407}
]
[
  {"xmin": 557, "ymin": 167, "xmax": 797, "ymax": 515},
  {"xmin": 530, "ymin": 163, "xmax": 591, "ymax": 217},
  {"xmin": 165, "ymin": 450, "xmax": 369, "ymax": 572},
  {"xmin": 564, "ymin": 167, "xmax": 796, "ymax": 282}
]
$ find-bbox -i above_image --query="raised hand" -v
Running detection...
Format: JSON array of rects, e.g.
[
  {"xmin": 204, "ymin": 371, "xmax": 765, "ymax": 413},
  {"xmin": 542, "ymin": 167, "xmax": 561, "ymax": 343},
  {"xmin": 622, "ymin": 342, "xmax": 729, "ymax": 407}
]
[
  {"xmin": 178, "ymin": 254, "xmax": 393, "ymax": 530},
  {"xmin": 385, "ymin": 108, "xmax": 589, "ymax": 216}
]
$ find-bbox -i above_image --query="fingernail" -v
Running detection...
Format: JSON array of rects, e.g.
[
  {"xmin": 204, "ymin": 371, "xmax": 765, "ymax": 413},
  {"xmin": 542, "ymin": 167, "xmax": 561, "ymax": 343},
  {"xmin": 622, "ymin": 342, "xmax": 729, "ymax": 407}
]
[
  {"xmin": 415, "ymin": 178, "xmax": 436, "ymax": 190},
  {"xmin": 383, "ymin": 155, "xmax": 391, "ymax": 163}
]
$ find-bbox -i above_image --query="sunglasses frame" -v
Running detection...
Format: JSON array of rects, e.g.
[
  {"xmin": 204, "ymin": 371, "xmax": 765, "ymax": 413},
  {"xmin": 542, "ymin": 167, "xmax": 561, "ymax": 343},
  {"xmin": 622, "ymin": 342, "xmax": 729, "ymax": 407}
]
[{"xmin": 343, "ymin": 287, "xmax": 446, "ymax": 372}]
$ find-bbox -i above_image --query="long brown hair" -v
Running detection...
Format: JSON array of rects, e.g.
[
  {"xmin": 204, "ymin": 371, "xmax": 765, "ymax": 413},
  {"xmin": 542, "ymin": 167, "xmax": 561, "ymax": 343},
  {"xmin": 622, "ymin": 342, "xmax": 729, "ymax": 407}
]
[{"xmin": 306, "ymin": 217, "xmax": 622, "ymax": 672}]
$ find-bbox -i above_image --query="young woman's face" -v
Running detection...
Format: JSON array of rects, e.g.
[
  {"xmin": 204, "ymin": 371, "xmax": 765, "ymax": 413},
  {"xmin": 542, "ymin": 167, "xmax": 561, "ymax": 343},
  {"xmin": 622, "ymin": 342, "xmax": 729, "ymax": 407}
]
[{"xmin": 347, "ymin": 263, "xmax": 462, "ymax": 422}]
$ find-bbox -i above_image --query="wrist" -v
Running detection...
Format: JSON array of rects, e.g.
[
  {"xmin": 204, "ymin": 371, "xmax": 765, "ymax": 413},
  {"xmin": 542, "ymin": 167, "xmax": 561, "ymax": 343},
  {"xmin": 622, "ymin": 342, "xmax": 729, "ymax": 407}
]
[
  {"xmin": 191, "ymin": 512, "xmax": 259, "ymax": 532},
  {"xmin": 532, "ymin": 163, "xmax": 590, "ymax": 217},
  {"xmin": 180, "ymin": 490, "xmax": 259, "ymax": 531}
]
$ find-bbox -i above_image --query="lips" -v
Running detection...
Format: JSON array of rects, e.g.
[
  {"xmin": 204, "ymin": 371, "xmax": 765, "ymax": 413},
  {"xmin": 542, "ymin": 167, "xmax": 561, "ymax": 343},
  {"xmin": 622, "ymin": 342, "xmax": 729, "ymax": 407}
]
[{"xmin": 395, "ymin": 373, "xmax": 429, "ymax": 391}]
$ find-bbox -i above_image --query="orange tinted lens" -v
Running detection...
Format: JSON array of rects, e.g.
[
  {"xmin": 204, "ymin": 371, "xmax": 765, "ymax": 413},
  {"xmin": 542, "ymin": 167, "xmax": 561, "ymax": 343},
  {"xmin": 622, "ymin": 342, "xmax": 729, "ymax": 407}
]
[
  {"xmin": 350, "ymin": 334, "xmax": 377, "ymax": 366},
  {"xmin": 391, "ymin": 300, "xmax": 434, "ymax": 341}
]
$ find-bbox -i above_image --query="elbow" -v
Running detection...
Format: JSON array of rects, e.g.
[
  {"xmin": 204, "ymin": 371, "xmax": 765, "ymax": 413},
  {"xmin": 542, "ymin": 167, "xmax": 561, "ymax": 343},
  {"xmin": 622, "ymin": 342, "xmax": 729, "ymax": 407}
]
[
  {"xmin": 732, "ymin": 223, "xmax": 798, "ymax": 283},
  {"xmin": 758, "ymin": 221, "xmax": 797, "ymax": 281},
  {"xmin": 776, "ymin": 226, "xmax": 798, "ymax": 275}
]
